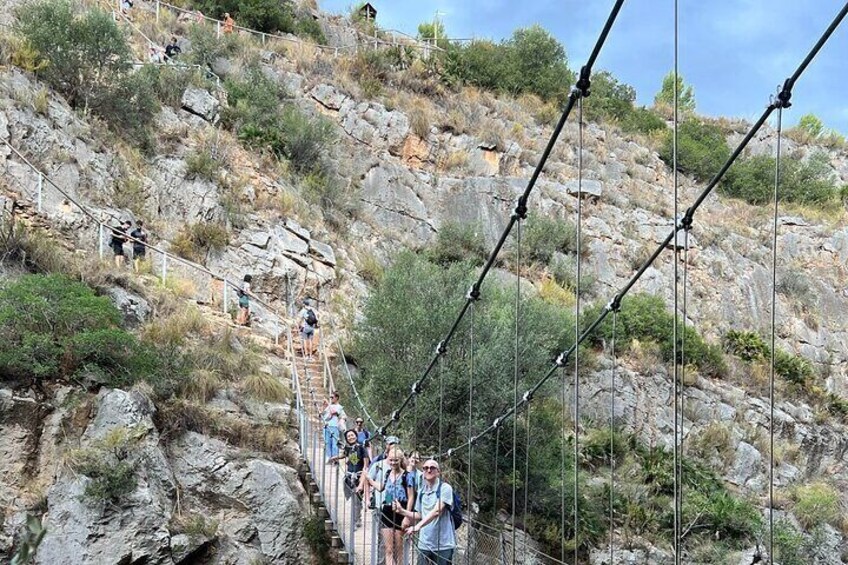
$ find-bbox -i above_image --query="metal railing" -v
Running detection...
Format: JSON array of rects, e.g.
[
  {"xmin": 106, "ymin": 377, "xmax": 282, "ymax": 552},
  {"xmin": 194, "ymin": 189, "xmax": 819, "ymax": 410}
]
[{"xmin": 0, "ymin": 137, "xmax": 287, "ymax": 343}]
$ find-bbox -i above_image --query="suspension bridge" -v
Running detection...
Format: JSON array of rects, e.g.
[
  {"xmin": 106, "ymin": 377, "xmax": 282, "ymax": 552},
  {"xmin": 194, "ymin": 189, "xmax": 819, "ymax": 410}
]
[{"xmin": 1, "ymin": 0, "xmax": 847, "ymax": 563}]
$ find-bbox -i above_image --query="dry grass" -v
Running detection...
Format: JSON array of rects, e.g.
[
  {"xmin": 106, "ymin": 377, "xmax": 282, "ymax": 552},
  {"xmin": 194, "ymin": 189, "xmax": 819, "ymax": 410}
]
[
  {"xmin": 538, "ymin": 277, "xmax": 575, "ymax": 307},
  {"xmin": 179, "ymin": 369, "xmax": 223, "ymax": 403},
  {"xmin": 156, "ymin": 399, "xmax": 294, "ymax": 464},
  {"xmin": 241, "ymin": 371, "xmax": 290, "ymax": 403},
  {"xmin": 142, "ymin": 303, "xmax": 209, "ymax": 347},
  {"xmin": 441, "ymin": 150, "xmax": 469, "ymax": 172}
]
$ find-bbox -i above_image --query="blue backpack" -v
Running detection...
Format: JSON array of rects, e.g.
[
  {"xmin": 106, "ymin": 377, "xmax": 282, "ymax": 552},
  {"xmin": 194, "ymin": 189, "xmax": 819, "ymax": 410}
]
[{"xmin": 436, "ymin": 481, "xmax": 463, "ymax": 529}]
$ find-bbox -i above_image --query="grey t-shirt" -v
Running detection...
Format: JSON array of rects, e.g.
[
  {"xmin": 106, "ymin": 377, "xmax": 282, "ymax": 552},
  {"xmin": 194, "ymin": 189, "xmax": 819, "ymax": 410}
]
[{"xmin": 414, "ymin": 479, "xmax": 456, "ymax": 551}]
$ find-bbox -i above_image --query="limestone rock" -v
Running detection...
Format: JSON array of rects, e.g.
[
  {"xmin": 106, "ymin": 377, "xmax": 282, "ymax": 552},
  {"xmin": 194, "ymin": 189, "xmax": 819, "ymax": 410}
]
[
  {"xmin": 310, "ymin": 84, "xmax": 347, "ymax": 111},
  {"xmin": 104, "ymin": 285, "xmax": 151, "ymax": 328},
  {"xmin": 181, "ymin": 88, "xmax": 219, "ymax": 123},
  {"xmin": 169, "ymin": 432, "xmax": 310, "ymax": 564},
  {"xmin": 309, "ymin": 239, "xmax": 336, "ymax": 266}
]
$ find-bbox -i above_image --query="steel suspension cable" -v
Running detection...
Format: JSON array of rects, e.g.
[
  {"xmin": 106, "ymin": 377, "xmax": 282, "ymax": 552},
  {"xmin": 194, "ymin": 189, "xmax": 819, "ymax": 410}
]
[
  {"xmin": 672, "ymin": 0, "xmax": 681, "ymax": 559},
  {"xmin": 511, "ymin": 218, "xmax": 523, "ymax": 562},
  {"xmin": 679, "ymin": 227, "xmax": 691, "ymax": 561},
  {"xmin": 561, "ymin": 363, "xmax": 567, "ymax": 565},
  {"xmin": 609, "ymin": 309, "xmax": 619, "ymax": 565},
  {"xmin": 522, "ymin": 403, "xmax": 532, "ymax": 561},
  {"xmin": 438, "ymin": 355, "xmax": 445, "ymax": 459},
  {"xmin": 429, "ymin": 1, "xmax": 847, "ymax": 464},
  {"xmin": 373, "ymin": 0, "xmax": 627, "ymax": 440},
  {"xmin": 466, "ymin": 302, "xmax": 476, "ymax": 565},
  {"xmin": 573, "ymin": 94, "xmax": 585, "ymax": 565},
  {"xmin": 769, "ymin": 104, "xmax": 784, "ymax": 563}
]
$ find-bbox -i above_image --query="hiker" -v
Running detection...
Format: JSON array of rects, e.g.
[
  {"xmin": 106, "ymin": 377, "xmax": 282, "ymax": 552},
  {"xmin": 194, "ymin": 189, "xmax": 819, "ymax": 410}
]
[
  {"xmin": 236, "ymin": 289, "xmax": 250, "ymax": 326},
  {"xmin": 367, "ymin": 435, "xmax": 400, "ymax": 512},
  {"xmin": 322, "ymin": 392, "xmax": 346, "ymax": 460},
  {"xmin": 110, "ymin": 220, "xmax": 131, "ymax": 268},
  {"xmin": 354, "ymin": 417, "xmax": 373, "ymax": 502},
  {"xmin": 398, "ymin": 459, "xmax": 457, "ymax": 565},
  {"xmin": 235, "ymin": 274, "xmax": 252, "ymax": 326},
  {"xmin": 121, "ymin": 0, "xmax": 133, "ymax": 16},
  {"xmin": 407, "ymin": 450, "xmax": 422, "ymax": 496},
  {"xmin": 299, "ymin": 301, "xmax": 318, "ymax": 360},
  {"xmin": 367, "ymin": 447, "xmax": 414, "ymax": 565},
  {"xmin": 164, "ymin": 37, "xmax": 181, "ymax": 61},
  {"xmin": 354, "ymin": 418, "xmax": 372, "ymax": 456},
  {"xmin": 222, "ymin": 12, "xmax": 234, "ymax": 34},
  {"xmin": 148, "ymin": 46, "xmax": 163, "ymax": 63},
  {"xmin": 130, "ymin": 220, "xmax": 148, "ymax": 273},
  {"xmin": 329, "ymin": 429, "xmax": 369, "ymax": 529}
]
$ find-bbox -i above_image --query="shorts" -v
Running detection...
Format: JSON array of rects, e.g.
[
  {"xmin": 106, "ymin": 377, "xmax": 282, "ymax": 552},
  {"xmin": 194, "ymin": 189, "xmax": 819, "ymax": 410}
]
[
  {"xmin": 133, "ymin": 247, "xmax": 146, "ymax": 258},
  {"xmin": 301, "ymin": 325, "xmax": 315, "ymax": 338},
  {"xmin": 111, "ymin": 243, "xmax": 124, "ymax": 256},
  {"xmin": 379, "ymin": 504, "xmax": 405, "ymax": 530}
]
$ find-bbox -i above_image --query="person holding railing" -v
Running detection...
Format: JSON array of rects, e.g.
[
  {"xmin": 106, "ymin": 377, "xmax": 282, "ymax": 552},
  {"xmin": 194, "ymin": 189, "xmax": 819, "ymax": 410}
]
[
  {"xmin": 130, "ymin": 220, "xmax": 148, "ymax": 273},
  {"xmin": 329, "ymin": 428, "xmax": 369, "ymax": 529},
  {"xmin": 397, "ymin": 459, "xmax": 457, "ymax": 565},
  {"xmin": 367, "ymin": 447, "xmax": 415, "ymax": 565},
  {"xmin": 110, "ymin": 220, "xmax": 131, "ymax": 268}
]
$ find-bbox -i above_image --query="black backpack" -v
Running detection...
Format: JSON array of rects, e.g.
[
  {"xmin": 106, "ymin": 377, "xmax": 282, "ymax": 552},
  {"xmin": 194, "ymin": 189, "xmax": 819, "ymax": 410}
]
[{"xmin": 305, "ymin": 308, "xmax": 318, "ymax": 327}]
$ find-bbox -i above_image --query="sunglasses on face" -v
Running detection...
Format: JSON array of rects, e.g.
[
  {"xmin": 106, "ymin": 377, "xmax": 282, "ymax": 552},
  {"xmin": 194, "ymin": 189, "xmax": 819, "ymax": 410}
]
[
  {"xmin": 356, "ymin": 421, "xmax": 364, "ymax": 424},
  {"xmin": 422, "ymin": 466, "xmax": 439, "ymax": 472}
]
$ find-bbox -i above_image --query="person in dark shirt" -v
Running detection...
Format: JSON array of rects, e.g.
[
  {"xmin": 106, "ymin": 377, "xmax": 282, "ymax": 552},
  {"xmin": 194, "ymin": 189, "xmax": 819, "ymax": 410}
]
[
  {"xmin": 130, "ymin": 220, "xmax": 148, "ymax": 273},
  {"xmin": 330, "ymin": 429, "xmax": 369, "ymax": 528},
  {"xmin": 110, "ymin": 220, "xmax": 131, "ymax": 268},
  {"xmin": 164, "ymin": 37, "xmax": 181, "ymax": 62}
]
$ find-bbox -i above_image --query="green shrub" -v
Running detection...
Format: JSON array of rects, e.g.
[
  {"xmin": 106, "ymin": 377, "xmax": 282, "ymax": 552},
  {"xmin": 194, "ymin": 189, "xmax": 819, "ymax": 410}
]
[
  {"xmin": 722, "ymin": 330, "xmax": 769, "ymax": 361},
  {"xmin": 722, "ymin": 151, "xmax": 839, "ymax": 206},
  {"xmin": 225, "ymin": 66, "xmax": 334, "ymax": 175},
  {"xmin": 584, "ymin": 293, "xmax": 727, "ymax": 377},
  {"xmin": 70, "ymin": 427, "xmax": 141, "ymax": 503},
  {"xmin": 549, "ymin": 255, "xmax": 597, "ymax": 298},
  {"xmin": 137, "ymin": 64, "xmax": 209, "ymax": 110},
  {"xmin": 797, "ymin": 113, "xmax": 824, "ymax": 139},
  {"xmin": 773, "ymin": 521, "xmax": 807, "ymax": 565},
  {"xmin": 171, "ymin": 223, "xmax": 229, "ymax": 262},
  {"xmin": 774, "ymin": 349, "xmax": 813, "ymax": 385},
  {"xmin": 186, "ymin": 23, "xmax": 239, "ymax": 70},
  {"xmin": 654, "ymin": 71, "xmax": 696, "ymax": 114},
  {"xmin": 295, "ymin": 13, "xmax": 326, "ymax": 43},
  {"xmin": 520, "ymin": 215, "xmax": 582, "ymax": 265},
  {"xmin": 793, "ymin": 482, "xmax": 840, "ymax": 529},
  {"xmin": 16, "ymin": 1, "xmax": 157, "ymax": 147},
  {"xmin": 278, "ymin": 105, "xmax": 336, "ymax": 174},
  {"xmin": 441, "ymin": 25, "xmax": 574, "ymax": 103},
  {"xmin": 185, "ymin": 148, "xmax": 221, "ymax": 181},
  {"xmin": 660, "ymin": 119, "xmax": 730, "ymax": 182},
  {"xmin": 620, "ymin": 106, "xmax": 667, "ymax": 136},
  {"xmin": 0, "ymin": 274, "xmax": 154, "ymax": 384},
  {"xmin": 683, "ymin": 490, "xmax": 761, "ymax": 541},
  {"xmin": 427, "ymin": 221, "xmax": 487, "ymax": 266},
  {"xmin": 193, "ymin": 0, "xmax": 294, "ymax": 33}
]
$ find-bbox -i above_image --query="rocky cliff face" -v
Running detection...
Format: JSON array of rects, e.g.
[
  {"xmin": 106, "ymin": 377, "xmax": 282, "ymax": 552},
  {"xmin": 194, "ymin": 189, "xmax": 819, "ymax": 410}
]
[{"xmin": 2, "ymin": 1, "xmax": 848, "ymax": 561}]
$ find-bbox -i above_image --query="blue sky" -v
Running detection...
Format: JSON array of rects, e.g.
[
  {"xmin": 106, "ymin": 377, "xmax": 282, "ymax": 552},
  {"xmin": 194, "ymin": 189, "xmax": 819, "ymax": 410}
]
[{"xmin": 319, "ymin": 1, "xmax": 848, "ymax": 133}]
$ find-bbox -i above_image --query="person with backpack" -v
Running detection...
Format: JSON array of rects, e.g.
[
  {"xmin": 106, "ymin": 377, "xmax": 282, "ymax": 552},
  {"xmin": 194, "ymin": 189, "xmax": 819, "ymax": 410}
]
[
  {"xmin": 236, "ymin": 289, "xmax": 250, "ymax": 326},
  {"xmin": 299, "ymin": 301, "xmax": 319, "ymax": 360},
  {"xmin": 110, "ymin": 220, "xmax": 131, "ymax": 268},
  {"xmin": 328, "ymin": 429, "xmax": 369, "ymax": 530},
  {"xmin": 397, "ymin": 459, "xmax": 459, "ymax": 564},
  {"xmin": 130, "ymin": 220, "xmax": 148, "ymax": 273},
  {"xmin": 367, "ymin": 447, "xmax": 414, "ymax": 565}
]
